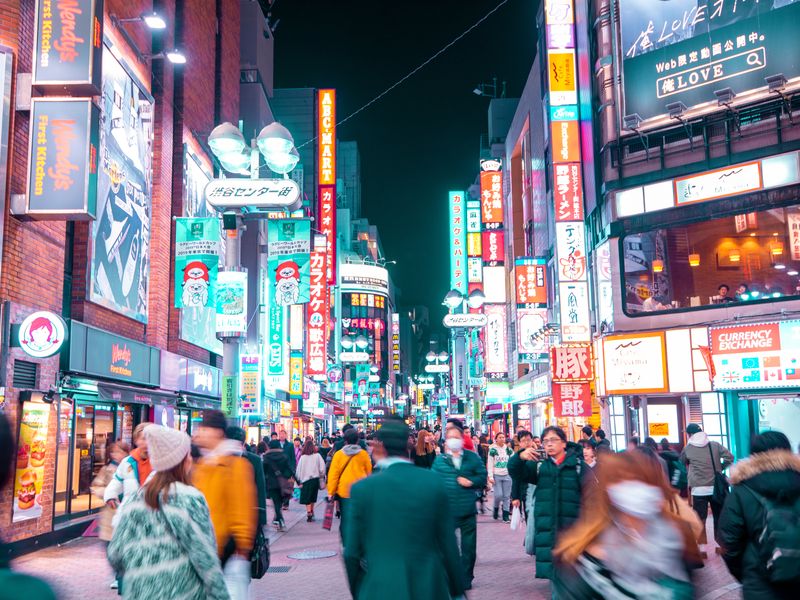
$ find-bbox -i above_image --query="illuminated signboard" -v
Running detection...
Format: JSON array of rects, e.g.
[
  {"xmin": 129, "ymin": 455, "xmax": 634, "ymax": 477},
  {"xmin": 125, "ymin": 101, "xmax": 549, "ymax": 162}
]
[
  {"xmin": 466, "ymin": 200, "xmax": 482, "ymax": 233},
  {"xmin": 449, "ymin": 191, "xmax": 467, "ymax": 294},
  {"xmin": 467, "ymin": 232, "xmax": 482, "ymax": 257},
  {"xmin": 340, "ymin": 263, "xmax": 389, "ymax": 296},
  {"xmin": 318, "ymin": 89, "xmax": 337, "ymax": 284},
  {"xmin": 558, "ymin": 282, "xmax": 591, "ymax": 343},
  {"xmin": 517, "ymin": 307, "xmax": 549, "ymax": 363},
  {"xmin": 306, "ymin": 248, "xmax": 329, "ymax": 377},
  {"xmin": 553, "ymin": 163, "xmax": 584, "ymax": 222},
  {"xmin": 467, "ymin": 257, "xmax": 483, "ymax": 283},
  {"xmin": 547, "ymin": 51, "xmax": 577, "ymax": 106},
  {"xmin": 553, "ymin": 382, "xmax": 592, "ymax": 417},
  {"xmin": 550, "ymin": 343, "xmax": 594, "ymax": 382},
  {"xmin": 481, "ymin": 230, "xmax": 505, "ymax": 265},
  {"xmin": 555, "ymin": 222, "xmax": 588, "ymax": 282},
  {"xmin": 675, "ymin": 162, "xmax": 762, "ymax": 205},
  {"xmin": 515, "ymin": 257, "xmax": 548, "ymax": 305},
  {"xmin": 289, "ymin": 351, "xmax": 304, "ymax": 396},
  {"xmin": 619, "ymin": 1, "xmax": 800, "ymax": 122},
  {"xmin": 709, "ymin": 320, "xmax": 800, "ymax": 390},
  {"xmin": 551, "ymin": 119, "xmax": 580, "ymax": 163},
  {"xmin": 239, "ymin": 355, "xmax": 261, "ymax": 413},
  {"xmin": 603, "ymin": 332, "xmax": 669, "ymax": 394},
  {"xmin": 391, "ymin": 313, "xmax": 400, "ymax": 373},
  {"xmin": 484, "ymin": 304, "xmax": 508, "ymax": 376},
  {"xmin": 479, "ymin": 170, "xmax": 504, "ymax": 225}
]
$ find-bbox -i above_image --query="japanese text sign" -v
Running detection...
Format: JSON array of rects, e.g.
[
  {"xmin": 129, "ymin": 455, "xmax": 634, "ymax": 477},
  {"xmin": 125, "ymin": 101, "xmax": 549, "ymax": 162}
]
[
  {"xmin": 449, "ymin": 191, "xmax": 468, "ymax": 294},
  {"xmin": 306, "ymin": 248, "xmax": 329, "ymax": 376},
  {"xmin": 550, "ymin": 343, "xmax": 594, "ymax": 382},
  {"xmin": 552, "ymin": 163, "xmax": 584, "ymax": 221},
  {"xmin": 558, "ymin": 282, "xmax": 591, "ymax": 343},
  {"xmin": 289, "ymin": 351, "xmax": 304, "ymax": 397},
  {"xmin": 515, "ymin": 257, "xmax": 548, "ymax": 306},
  {"xmin": 479, "ymin": 171, "xmax": 504, "ymax": 225},
  {"xmin": 556, "ymin": 222, "xmax": 587, "ymax": 282},
  {"xmin": 318, "ymin": 185, "xmax": 337, "ymax": 284},
  {"xmin": 481, "ymin": 230, "xmax": 505, "ymax": 265},
  {"xmin": 317, "ymin": 89, "xmax": 336, "ymax": 185},
  {"xmin": 484, "ymin": 304, "xmax": 508, "ymax": 376},
  {"xmin": 551, "ymin": 119, "xmax": 580, "ymax": 163},
  {"xmin": 553, "ymin": 382, "xmax": 592, "ymax": 417}
]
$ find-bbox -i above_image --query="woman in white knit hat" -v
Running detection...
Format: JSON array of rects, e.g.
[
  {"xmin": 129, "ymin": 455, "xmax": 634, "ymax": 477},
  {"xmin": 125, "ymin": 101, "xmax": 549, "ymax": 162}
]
[{"xmin": 108, "ymin": 425, "xmax": 229, "ymax": 599}]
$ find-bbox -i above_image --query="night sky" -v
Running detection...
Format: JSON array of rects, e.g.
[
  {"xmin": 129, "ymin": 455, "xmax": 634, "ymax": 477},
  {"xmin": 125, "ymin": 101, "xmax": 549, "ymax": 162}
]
[{"xmin": 273, "ymin": 0, "xmax": 537, "ymax": 323}]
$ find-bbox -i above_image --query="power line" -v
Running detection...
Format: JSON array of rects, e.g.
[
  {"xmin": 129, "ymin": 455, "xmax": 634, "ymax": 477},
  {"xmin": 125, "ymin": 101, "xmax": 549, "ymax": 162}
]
[{"xmin": 296, "ymin": 0, "xmax": 511, "ymax": 149}]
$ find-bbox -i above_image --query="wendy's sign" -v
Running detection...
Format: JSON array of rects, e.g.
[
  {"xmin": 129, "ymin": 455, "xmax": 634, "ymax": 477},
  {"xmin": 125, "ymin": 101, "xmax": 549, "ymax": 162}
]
[
  {"xmin": 26, "ymin": 98, "xmax": 99, "ymax": 219},
  {"xmin": 33, "ymin": 0, "xmax": 103, "ymax": 92}
]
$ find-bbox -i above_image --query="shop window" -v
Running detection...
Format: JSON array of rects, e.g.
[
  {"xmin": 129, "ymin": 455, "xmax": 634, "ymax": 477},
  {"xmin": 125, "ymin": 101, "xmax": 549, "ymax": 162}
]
[
  {"xmin": 699, "ymin": 393, "xmax": 730, "ymax": 450},
  {"xmin": 755, "ymin": 397, "xmax": 800, "ymax": 453},
  {"xmin": 622, "ymin": 204, "xmax": 800, "ymax": 315},
  {"xmin": 608, "ymin": 396, "xmax": 627, "ymax": 452}
]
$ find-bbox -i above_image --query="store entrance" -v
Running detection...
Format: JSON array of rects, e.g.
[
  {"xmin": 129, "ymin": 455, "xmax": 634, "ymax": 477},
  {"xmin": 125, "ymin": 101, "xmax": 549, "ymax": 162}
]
[{"xmin": 644, "ymin": 398, "xmax": 685, "ymax": 449}]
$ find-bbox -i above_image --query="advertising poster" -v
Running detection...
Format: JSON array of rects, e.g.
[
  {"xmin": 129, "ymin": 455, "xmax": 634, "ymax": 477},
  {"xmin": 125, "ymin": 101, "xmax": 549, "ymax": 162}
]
[
  {"xmin": 517, "ymin": 307, "xmax": 549, "ymax": 362},
  {"xmin": 216, "ymin": 270, "xmax": 247, "ymax": 335},
  {"xmin": 267, "ymin": 219, "xmax": 311, "ymax": 306},
  {"xmin": 13, "ymin": 402, "xmax": 51, "ymax": 522},
  {"xmin": 90, "ymin": 48, "xmax": 154, "ymax": 322},
  {"xmin": 620, "ymin": 0, "xmax": 800, "ymax": 121},
  {"xmin": 240, "ymin": 355, "xmax": 260, "ymax": 413},
  {"xmin": 267, "ymin": 303, "xmax": 286, "ymax": 376},
  {"xmin": 484, "ymin": 304, "xmax": 508, "ymax": 376},
  {"xmin": 180, "ymin": 151, "xmax": 222, "ymax": 354},
  {"xmin": 174, "ymin": 218, "xmax": 218, "ymax": 309}
]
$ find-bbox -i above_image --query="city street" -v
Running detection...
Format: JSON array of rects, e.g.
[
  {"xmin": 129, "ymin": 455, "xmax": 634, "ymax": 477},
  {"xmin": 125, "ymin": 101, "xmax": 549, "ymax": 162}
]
[{"xmin": 14, "ymin": 495, "xmax": 742, "ymax": 600}]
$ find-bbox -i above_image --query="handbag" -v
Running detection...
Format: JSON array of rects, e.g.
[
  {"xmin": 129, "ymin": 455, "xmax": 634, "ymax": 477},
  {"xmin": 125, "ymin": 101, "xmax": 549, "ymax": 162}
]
[
  {"xmin": 322, "ymin": 498, "xmax": 336, "ymax": 531},
  {"xmin": 250, "ymin": 525, "xmax": 270, "ymax": 579},
  {"xmin": 707, "ymin": 443, "xmax": 729, "ymax": 505}
]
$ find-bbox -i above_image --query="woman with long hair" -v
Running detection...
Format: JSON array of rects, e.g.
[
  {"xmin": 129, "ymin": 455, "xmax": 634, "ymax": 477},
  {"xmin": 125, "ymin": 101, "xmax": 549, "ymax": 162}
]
[
  {"xmin": 553, "ymin": 451, "xmax": 701, "ymax": 599},
  {"xmin": 296, "ymin": 439, "xmax": 326, "ymax": 521},
  {"xmin": 108, "ymin": 425, "xmax": 228, "ymax": 599},
  {"xmin": 318, "ymin": 437, "xmax": 332, "ymax": 462},
  {"xmin": 413, "ymin": 430, "xmax": 437, "ymax": 469}
]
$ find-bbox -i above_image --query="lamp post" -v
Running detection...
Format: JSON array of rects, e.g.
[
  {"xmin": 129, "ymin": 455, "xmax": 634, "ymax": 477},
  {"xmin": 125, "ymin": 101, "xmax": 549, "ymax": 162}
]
[
  {"xmin": 207, "ymin": 121, "xmax": 300, "ymax": 421},
  {"xmin": 443, "ymin": 288, "xmax": 485, "ymax": 428}
]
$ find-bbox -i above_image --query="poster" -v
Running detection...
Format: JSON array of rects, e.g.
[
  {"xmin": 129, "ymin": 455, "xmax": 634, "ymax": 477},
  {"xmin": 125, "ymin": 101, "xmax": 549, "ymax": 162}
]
[
  {"xmin": 603, "ymin": 333, "xmax": 669, "ymax": 394},
  {"xmin": 90, "ymin": 48, "xmax": 154, "ymax": 322},
  {"xmin": 517, "ymin": 307, "xmax": 549, "ymax": 362},
  {"xmin": 13, "ymin": 402, "xmax": 51, "ymax": 522},
  {"xmin": 175, "ymin": 218, "xmax": 219, "ymax": 309},
  {"xmin": 216, "ymin": 271, "xmax": 247, "ymax": 335},
  {"xmin": 180, "ymin": 151, "xmax": 222, "ymax": 354},
  {"xmin": 267, "ymin": 219, "xmax": 311, "ymax": 306}
]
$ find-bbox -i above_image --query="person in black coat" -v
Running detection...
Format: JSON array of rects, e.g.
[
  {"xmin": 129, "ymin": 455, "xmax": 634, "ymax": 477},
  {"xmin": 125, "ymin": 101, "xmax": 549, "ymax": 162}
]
[
  {"xmin": 413, "ymin": 430, "xmax": 438, "ymax": 469},
  {"xmin": 718, "ymin": 431, "xmax": 800, "ymax": 600},
  {"xmin": 263, "ymin": 440, "xmax": 295, "ymax": 530},
  {"xmin": 226, "ymin": 426, "xmax": 268, "ymax": 530}
]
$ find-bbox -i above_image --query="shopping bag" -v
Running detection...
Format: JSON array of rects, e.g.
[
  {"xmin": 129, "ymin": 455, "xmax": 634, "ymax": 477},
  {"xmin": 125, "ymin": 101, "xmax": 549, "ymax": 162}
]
[
  {"xmin": 322, "ymin": 498, "xmax": 335, "ymax": 531},
  {"xmin": 292, "ymin": 486, "xmax": 301, "ymax": 502},
  {"xmin": 510, "ymin": 506, "xmax": 522, "ymax": 530}
]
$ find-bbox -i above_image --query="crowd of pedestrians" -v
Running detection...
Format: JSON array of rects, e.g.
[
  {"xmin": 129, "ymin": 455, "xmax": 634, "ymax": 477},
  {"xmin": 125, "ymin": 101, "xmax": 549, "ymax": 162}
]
[{"xmin": 2, "ymin": 408, "xmax": 800, "ymax": 599}]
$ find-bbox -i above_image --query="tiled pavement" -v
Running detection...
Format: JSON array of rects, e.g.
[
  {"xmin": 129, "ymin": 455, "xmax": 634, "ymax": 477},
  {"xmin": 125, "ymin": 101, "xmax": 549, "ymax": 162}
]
[{"xmin": 14, "ymin": 495, "xmax": 742, "ymax": 599}]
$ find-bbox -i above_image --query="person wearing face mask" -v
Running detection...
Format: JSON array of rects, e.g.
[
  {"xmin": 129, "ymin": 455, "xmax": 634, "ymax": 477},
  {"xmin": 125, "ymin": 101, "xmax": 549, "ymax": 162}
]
[
  {"xmin": 432, "ymin": 422, "xmax": 487, "ymax": 591},
  {"xmin": 553, "ymin": 451, "xmax": 701, "ymax": 599}
]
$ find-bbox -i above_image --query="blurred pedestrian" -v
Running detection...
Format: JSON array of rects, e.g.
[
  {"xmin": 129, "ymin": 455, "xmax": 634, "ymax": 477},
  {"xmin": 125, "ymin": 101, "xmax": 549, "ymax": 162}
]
[
  {"xmin": 719, "ymin": 431, "xmax": 800, "ymax": 599},
  {"xmin": 109, "ymin": 425, "xmax": 228, "ymax": 599},
  {"xmin": 413, "ymin": 430, "xmax": 437, "ymax": 468},
  {"xmin": 226, "ymin": 426, "xmax": 268, "ymax": 536},
  {"xmin": 626, "ymin": 437, "xmax": 640, "ymax": 452},
  {"xmin": 256, "ymin": 441, "xmax": 267, "ymax": 457},
  {"xmin": 553, "ymin": 451, "xmax": 701, "ymax": 599},
  {"xmin": 193, "ymin": 411, "xmax": 256, "ymax": 600},
  {"xmin": 104, "ymin": 423, "xmax": 153, "ymax": 510},
  {"xmin": 293, "ymin": 436, "xmax": 303, "ymax": 466},
  {"xmin": 511, "ymin": 430, "xmax": 534, "ymax": 518},
  {"xmin": 508, "ymin": 426, "xmax": 586, "ymax": 582},
  {"xmin": 92, "ymin": 440, "xmax": 131, "ymax": 543},
  {"xmin": 680, "ymin": 423, "xmax": 734, "ymax": 553},
  {"xmin": 659, "ymin": 439, "xmax": 688, "ymax": 495},
  {"xmin": 328, "ymin": 428, "xmax": 372, "ymax": 545},
  {"xmin": 432, "ymin": 422, "xmax": 487, "ymax": 590},
  {"xmin": 488, "ymin": 432, "xmax": 514, "ymax": 522},
  {"xmin": 594, "ymin": 429, "xmax": 611, "ymax": 451},
  {"xmin": 644, "ymin": 437, "xmax": 670, "ymax": 479},
  {"xmin": 344, "ymin": 417, "xmax": 465, "ymax": 599},
  {"xmin": 263, "ymin": 440, "xmax": 294, "ymax": 530},
  {"xmin": 296, "ymin": 439, "xmax": 326, "ymax": 521},
  {"xmin": 319, "ymin": 437, "xmax": 332, "ymax": 462}
]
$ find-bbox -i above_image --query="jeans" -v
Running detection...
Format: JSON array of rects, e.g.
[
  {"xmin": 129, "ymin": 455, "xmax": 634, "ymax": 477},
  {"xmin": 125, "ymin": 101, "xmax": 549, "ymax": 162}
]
[
  {"xmin": 454, "ymin": 514, "xmax": 477, "ymax": 586},
  {"xmin": 692, "ymin": 494, "xmax": 724, "ymax": 543},
  {"xmin": 493, "ymin": 474, "xmax": 512, "ymax": 512},
  {"xmin": 269, "ymin": 489, "xmax": 284, "ymax": 524}
]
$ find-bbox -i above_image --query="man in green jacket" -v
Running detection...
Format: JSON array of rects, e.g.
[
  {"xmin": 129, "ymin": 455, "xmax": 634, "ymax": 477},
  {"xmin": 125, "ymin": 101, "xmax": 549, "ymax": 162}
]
[
  {"xmin": 432, "ymin": 422, "xmax": 487, "ymax": 590},
  {"xmin": 345, "ymin": 417, "xmax": 464, "ymax": 600},
  {"xmin": 508, "ymin": 426, "xmax": 585, "ymax": 582}
]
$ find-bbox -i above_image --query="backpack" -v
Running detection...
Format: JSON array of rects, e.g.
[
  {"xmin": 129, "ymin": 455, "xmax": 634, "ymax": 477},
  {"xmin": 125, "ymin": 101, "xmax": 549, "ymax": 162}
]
[
  {"xmin": 666, "ymin": 457, "xmax": 688, "ymax": 492},
  {"xmin": 742, "ymin": 485, "xmax": 800, "ymax": 583}
]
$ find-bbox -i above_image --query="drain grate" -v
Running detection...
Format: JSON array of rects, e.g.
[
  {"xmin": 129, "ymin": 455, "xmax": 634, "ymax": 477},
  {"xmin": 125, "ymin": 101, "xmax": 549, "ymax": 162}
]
[{"xmin": 267, "ymin": 566, "xmax": 292, "ymax": 573}]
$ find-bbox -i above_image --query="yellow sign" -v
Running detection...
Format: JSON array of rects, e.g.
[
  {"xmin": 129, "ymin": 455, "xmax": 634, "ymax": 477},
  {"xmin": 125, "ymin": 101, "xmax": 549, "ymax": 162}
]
[
  {"xmin": 649, "ymin": 422, "xmax": 670, "ymax": 437},
  {"xmin": 289, "ymin": 353, "xmax": 304, "ymax": 396},
  {"xmin": 548, "ymin": 52, "xmax": 576, "ymax": 92}
]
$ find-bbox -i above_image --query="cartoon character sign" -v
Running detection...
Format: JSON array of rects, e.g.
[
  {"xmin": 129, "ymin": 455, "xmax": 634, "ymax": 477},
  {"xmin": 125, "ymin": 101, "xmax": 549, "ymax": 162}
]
[
  {"xmin": 275, "ymin": 261, "xmax": 301, "ymax": 306},
  {"xmin": 18, "ymin": 312, "xmax": 67, "ymax": 358},
  {"xmin": 181, "ymin": 261, "xmax": 211, "ymax": 308}
]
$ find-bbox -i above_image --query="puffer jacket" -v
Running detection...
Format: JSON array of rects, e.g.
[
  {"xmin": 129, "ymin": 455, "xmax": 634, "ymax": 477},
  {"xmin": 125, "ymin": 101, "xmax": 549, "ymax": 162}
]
[
  {"xmin": 108, "ymin": 482, "xmax": 229, "ymax": 600},
  {"xmin": 679, "ymin": 432, "xmax": 734, "ymax": 490},
  {"xmin": 508, "ymin": 444, "xmax": 585, "ymax": 580},
  {"xmin": 718, "ymin": 449, "xmax": 800, "ymax": 600},
  {"xmin": 327, "ymin": 444, "xmax": 372, "ymax": 499},
  {"xmin": 431, "ymin": 451, "xmax": 487, "ymax": 518}
]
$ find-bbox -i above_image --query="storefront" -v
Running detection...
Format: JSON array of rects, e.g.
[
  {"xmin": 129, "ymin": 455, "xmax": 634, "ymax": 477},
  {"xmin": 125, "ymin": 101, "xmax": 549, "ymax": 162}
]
[
  {"xmin": 529, "ymin": 373, "xmax": 551, "ymax": 436},
  {"xmin": 159, "ymin": 350, "xmax": 222, "ymax": 435}
]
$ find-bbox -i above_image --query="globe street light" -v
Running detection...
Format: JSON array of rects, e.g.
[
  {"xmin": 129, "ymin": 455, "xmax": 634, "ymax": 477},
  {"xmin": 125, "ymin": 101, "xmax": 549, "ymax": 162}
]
[
  {"xmin": 341, "ymin": 336, "xmax": 355, "ymax": 350},
  {"xmin": 438, "ymin": 351, "xmax": 449, "ymax": 362},
  {"xmin": 444, "ymin": 289, "xmax": 464, "ymax": 309},
  {"xmin": 208, "ymin": 121, "xmax": 299, "ymax": 179},
  {"xmin": 355, "ymin": 335, "xmax": 369, "ymax": 350},
  {"xmin": 426, "ymin": 351, "xmax": 437, "ymax": 362},
  {"xmin": 467, "ymin": 289, "xmax": 486, "ymax": 309}
]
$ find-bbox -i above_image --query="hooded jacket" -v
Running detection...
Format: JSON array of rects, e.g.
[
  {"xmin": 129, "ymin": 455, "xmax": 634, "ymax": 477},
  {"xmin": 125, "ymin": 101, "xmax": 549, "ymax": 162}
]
[
  {"xmin": 263, "ymin": 448, "xmax": 294, "ymax": 493},
  {"xmin": 679, "ymin": 431, "xmax": 734, "ymax": 490},
  {"xmin": 327, "ymin": 444, "xmax": 372, "ymax": 499},
  {"xmin": 718, "ymin": 450, "xmax": 800, "ymax": 599}
]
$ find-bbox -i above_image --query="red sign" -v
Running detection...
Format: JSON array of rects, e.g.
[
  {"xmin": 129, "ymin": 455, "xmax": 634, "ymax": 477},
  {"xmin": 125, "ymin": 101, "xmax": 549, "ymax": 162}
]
[
  {"xmin": 480, "ymin": 170, "xmax": 503, "ymax": 224},
  {"xmin": 306, "ymin": 249, "xmax": 329, "ymax": 376},
  {"xmin": 553, "ymin": 163, "xmax": 583, "ymax": 221},
  {"xmin": 551, "ymin": 120, "xmax": 580, "ymax": 163},
  {"xmin": 318, "ymin": 184, "xmax": 337, "ymax": 284},
  {"xmin": 550, "ymin": 344, "xmax": 593, "ymax": 382},
  {"xmin": 317, "ymin": 89, "xmax": 336, "ymax": 186},
  {"xmin": 553, "ymin": 382, "xmax": 592, "ymax": 417},
  {"xmin": 710, "ymin": 323, "xmax": 782, "ymax": 355},
  {"xmin": 481, "ymin": 230, "xmax": 505, "ymax": 264},
  {"xmin": 515, "ymin": 260, "xmax": 548, "ymax": 305}
]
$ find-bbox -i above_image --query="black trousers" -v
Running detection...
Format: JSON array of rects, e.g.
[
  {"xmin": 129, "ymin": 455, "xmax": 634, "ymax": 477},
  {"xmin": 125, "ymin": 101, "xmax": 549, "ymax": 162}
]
[
  {"xmin": 455, "ymin": 514, "xmax": 477, "ymax": 586},
  {"xmin": 269, "ymin": 489, "xmax": 284, "ymax": 524},
  {"xmin": 692, "ymin": 494, "xmax": 723, "ymax": 542}
]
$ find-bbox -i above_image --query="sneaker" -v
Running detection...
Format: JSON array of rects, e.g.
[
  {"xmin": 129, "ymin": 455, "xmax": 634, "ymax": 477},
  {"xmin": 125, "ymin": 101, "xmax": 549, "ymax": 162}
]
[{"xmin": 109, "ymin": 581, "xmax": 119, "ymax": 590}]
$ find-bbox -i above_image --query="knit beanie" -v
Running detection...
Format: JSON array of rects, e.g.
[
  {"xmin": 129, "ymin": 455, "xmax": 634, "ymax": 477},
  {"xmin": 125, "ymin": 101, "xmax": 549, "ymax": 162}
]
[{"xmin": 144, "ymin": 425, "xmax": 191, "ymax": 472}]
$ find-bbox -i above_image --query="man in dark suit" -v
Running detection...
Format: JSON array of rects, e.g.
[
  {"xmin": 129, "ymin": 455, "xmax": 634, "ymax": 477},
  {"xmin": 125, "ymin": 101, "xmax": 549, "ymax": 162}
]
[
  {"xmin": 278, "ymin": 429, "xmax": 295, "ymax": 509},
  {"xmin": 344, "ymin": 417, "xmax": 464, "ymax": 599}
]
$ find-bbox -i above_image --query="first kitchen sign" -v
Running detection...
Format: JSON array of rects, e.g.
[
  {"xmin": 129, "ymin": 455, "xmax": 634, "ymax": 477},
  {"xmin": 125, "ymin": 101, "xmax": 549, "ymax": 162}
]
[{"xmin": 33, "ymin": 0, "xmax": 104, "ymax": 92}]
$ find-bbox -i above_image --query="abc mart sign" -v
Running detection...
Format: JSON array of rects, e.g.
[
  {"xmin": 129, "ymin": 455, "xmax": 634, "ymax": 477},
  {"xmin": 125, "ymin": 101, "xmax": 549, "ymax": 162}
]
[{"xmin": 443, "ymin": 313, "xmax": 487, "ymax": 329}]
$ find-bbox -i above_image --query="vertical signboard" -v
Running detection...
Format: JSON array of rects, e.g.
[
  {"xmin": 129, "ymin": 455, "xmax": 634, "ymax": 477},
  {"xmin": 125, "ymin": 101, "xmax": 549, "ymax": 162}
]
[
  {"xmin": 449, "ymin": 191, "xmax": 467, "ymax": 294},
  {"xmin": 90, "ymin": 47, "xmax": 154, "ymax": 322},
  {"xmin": 515, "ymin": 257, "xmax": 548, "ymax": 364},
  {"xmin": 483, "ymin": 304, "xmax": 508, "ymax": 377},
  {"xmin": 13, "ymin": 402, "xmax": 51, "ymax": 523},
  {"xmin": 479, "ymin": 169, "xmax": 504, "ymax": 226},
  {"xmin": 26, "ymin": 98, "xmax": 100, "ymax": 218},
  {"xmin": 239, "ymin": 354, "xmax": 261, "ymax": 413},
  {"xmin": 515, "ymin": 258, "xmax": 548, "ymax": 305},
  {"xmin": 32, "ymin": 0, "xmax": 103, "ymax": 91},
  {"xmin": 289, "ymin": 351, "xmax": 304, "ymax": 397},
  {"xmin": 221, "ymin": 375, "xmax": 237, "ymax": 418},
  {"xmin": 266, "ymin": 219, "xmax": 311, "ymax": 305},
  {"xmin": 318, "ymin": 89, "xmax": 337, "ymax": 284},
  {"xmin": 267, "ymin": 304, "xmax": 285, "ymax": 375},
  {"xmin": 174, "ymin": 217, "xmax": 219, "ymax": 309},
  {"xmin": 391, "ymin": 312, "xmax": 400, "ymax": 373},
  {"xmin": 306, "ymin": 246, "xmax": 329, "ymax": 376},
  {"xmin": 545, "ymin": 0, "xmax": 591, "ymax": 344},
  {"xmin": 215, "ymin": 270, "xmax": 247, "ymax": 336}
]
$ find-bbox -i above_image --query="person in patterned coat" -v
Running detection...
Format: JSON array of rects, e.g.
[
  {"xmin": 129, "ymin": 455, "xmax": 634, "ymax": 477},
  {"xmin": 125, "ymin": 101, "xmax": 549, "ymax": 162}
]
[{"xmin": 108, "ymin": 425, "xmax": 229, "ymax": 599}]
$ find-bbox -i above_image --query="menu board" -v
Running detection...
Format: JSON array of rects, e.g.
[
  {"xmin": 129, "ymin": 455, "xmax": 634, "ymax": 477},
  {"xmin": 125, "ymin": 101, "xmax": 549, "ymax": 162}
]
[{"xmin": 13, "ymin": 402, "xmax": 51, "ymax": 522}]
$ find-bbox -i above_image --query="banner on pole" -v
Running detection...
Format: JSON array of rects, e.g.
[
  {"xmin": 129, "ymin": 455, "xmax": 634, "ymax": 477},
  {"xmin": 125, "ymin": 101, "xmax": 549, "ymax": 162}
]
[
  {"xmin": 175, "ymin": 217, "xmax": 219, "ymax": 309},
  {"xmin": 267, "ymin": 219, "xmax": 311, "ymax": 306}
]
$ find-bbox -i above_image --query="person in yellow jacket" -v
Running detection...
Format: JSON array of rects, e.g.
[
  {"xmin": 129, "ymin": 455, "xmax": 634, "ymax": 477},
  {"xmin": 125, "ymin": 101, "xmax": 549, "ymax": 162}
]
[
  {"xmin": 327, "ymin": 428, "xmax": 372, "ymax": 546},
  {"xmin": 192, "ymin": 410, "xmax": 257, "ymax": 598}
]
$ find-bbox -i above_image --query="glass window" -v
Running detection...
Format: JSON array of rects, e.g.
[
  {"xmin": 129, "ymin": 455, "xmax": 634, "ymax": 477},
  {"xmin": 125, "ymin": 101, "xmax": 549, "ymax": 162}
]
[
  {"xmin": 700, "ymin": 392, "xmax": 730, "ymax": 450},
  {"xmin": 622, "ymin": 204, "xmax": 800, "ymax": 314},
  {"xmin": 756, "ymin": 397, "xmax": 800, "ymax": 452}
]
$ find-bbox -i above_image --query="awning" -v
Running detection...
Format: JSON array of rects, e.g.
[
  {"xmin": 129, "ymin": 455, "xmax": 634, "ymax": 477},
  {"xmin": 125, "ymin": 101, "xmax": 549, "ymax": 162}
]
[
  {"xmin": 181, "ymin": 395, "xmax": 221, "ymax": 410},
  {"xmin": 97, "ymin": 383, "xmax": 176, "ymax": 406}
]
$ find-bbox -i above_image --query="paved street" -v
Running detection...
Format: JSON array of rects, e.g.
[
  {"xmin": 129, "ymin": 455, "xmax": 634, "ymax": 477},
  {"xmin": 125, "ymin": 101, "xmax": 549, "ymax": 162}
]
[{"xmin": 14, "ymin": 494, "xmax": 741, "ymax": 599}]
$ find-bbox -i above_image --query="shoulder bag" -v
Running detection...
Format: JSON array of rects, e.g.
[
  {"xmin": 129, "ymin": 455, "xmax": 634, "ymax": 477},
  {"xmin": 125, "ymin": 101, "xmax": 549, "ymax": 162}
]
[{"xmin": 708, "ymin": 443, "xmax": 730, "ymax": 505}]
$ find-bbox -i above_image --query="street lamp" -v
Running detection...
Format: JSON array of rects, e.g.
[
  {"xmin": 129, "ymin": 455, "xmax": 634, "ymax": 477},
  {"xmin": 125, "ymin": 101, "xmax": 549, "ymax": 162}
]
[
  {"xmin": 340, "ymin": 337, "xmax": 355, "ymax": 351},
  {"xmin": 438, "ymin": 351, "xmax": 449, "ymax": 363},
  {"xmin": 467, "ymin": 289, "xmax": 486, "ymax": 309},
  {"xmin": 355, "ymin": 335, "xmax": 369, "ymax": 350},
  {"xmin": 426, "ymin": 351, "xmax": 437, "ymax": 362},
  {"xmin": 444, "ymin": 289, "xmax": 463, "ymax": 309}
]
